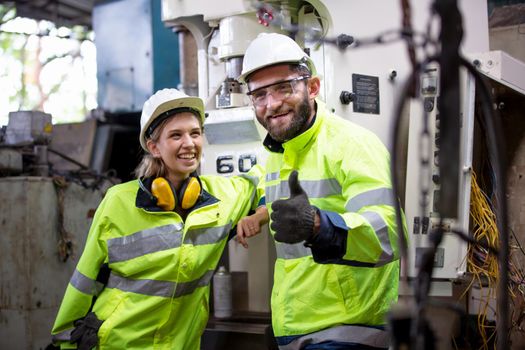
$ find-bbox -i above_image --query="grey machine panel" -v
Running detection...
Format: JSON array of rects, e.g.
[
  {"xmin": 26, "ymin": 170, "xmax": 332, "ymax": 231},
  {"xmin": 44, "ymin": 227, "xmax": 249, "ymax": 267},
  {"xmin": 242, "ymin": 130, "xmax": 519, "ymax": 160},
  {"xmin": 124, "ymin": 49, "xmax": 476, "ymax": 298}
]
[{"xmin": 0, "ymin": 177, "xmax": 106, "ymax": 349}]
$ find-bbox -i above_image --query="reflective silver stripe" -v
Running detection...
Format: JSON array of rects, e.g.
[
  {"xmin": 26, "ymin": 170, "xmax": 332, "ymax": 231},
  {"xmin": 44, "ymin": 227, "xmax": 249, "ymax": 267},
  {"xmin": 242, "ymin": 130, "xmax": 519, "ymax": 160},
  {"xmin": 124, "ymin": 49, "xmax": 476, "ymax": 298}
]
[
  {"xmin": 70, "ymin": 269, "xmax": 104, "ymax": 296},
  {"xmin": 361, "ymin": 211, "xmax": 394, "ymax": 266},
  {"xmin": 304, "ymin": 178, "xmax": 341, "ymax": 198},
  {"xmin": 275, "ymin": 242, "xmax": 312, "ymax": 259},
  {"xmin": 346, "ymin": 188, "xmax": 395, "ymax": 212},
  {"xmin": 265, "ymin": 182, "xmax": 282, "ymax": 203},
  {"xmin": 278, "ymin": 325, "xmax": 389, "ymax": 350},
  {"xmin": 107, "ymin": 270, "xmax": 214, "ymax": 298},
  {"xmin": 174, "ymin": 270, "xmax": 214, "ymax": 297},
  {"xmin": 239, "ymin": 173, "xmax": 260, "ymax": 186},
  {"xmin": 107, "ymin": 273, "xmax": 174, "ymax": 297},
  {"xmin": 266, "ymin": 171, "xmax": 280, "ymax": 181},
  {"xmin": 184, "ymin": 223, "xmax": 232, "ymax": 246},
  {"xmin": 266, "ymin": 178, "xmax": 341, "ymax": 203},
  {"xmin": 107, "ymin": 224, "xmax": 183, "ymax": 263},
  {"xmin": 52, "ymin": 329, "xmax": 73, "ymax": 342}
]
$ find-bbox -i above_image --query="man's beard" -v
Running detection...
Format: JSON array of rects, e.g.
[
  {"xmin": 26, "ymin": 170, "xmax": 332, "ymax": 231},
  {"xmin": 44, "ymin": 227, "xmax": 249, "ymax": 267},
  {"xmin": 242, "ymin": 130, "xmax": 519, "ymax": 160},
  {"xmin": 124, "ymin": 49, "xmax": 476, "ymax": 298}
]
[{"xmin": 258, "ymin": 92, "xmax": 312, "ymax": 142}]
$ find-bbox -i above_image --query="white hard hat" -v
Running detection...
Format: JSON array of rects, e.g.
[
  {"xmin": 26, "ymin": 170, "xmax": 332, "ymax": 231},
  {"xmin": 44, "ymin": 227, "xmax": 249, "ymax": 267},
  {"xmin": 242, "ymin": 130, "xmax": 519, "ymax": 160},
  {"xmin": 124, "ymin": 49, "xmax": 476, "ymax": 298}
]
[
  {"xmin": 139, "ymin": 88, "xmax": 205, "ymax": 151},
  {"xmin": 237, "ymin": 33, "xmax": 316, "ymax": 84}
]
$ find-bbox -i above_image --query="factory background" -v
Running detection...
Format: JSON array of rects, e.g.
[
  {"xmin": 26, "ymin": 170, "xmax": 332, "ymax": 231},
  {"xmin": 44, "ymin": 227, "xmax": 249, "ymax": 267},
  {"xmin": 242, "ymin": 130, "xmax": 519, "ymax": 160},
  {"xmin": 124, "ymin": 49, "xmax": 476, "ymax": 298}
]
[{"xmin": 1, "ymin": 0, "xmax": 525, "ymax": 349}]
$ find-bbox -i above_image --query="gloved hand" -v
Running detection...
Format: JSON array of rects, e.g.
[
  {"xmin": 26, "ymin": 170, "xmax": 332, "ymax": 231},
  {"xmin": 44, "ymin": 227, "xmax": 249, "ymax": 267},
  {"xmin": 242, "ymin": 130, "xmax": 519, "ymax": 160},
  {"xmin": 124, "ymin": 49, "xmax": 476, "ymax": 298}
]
[
  {"xmin": 271, "ymin": 171, "xmax": 316, "ymax": 244},
  {"xmin": 70, "ymin": 312, "xmax": 103, "ymax": 350}
]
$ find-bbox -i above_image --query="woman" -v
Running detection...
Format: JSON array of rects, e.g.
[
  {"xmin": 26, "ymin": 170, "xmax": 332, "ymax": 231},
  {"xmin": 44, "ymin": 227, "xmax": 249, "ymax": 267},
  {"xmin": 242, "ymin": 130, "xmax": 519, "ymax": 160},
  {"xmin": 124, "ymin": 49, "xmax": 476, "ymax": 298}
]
[{"xmin": 51, "ymin": 89, "xmax": 264, "ymax": 349}]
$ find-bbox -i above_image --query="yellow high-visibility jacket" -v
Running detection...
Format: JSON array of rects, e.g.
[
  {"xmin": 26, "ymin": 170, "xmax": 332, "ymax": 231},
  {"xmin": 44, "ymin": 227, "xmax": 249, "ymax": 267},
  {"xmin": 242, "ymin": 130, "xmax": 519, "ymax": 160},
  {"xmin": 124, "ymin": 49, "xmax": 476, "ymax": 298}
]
[
  {"xmin": 51, "ymin": 172, "xmax": 261, "ymax": 350},
  {"xmin": 264, "ymin": 101, "xmax": 404, "ymax": 349}
]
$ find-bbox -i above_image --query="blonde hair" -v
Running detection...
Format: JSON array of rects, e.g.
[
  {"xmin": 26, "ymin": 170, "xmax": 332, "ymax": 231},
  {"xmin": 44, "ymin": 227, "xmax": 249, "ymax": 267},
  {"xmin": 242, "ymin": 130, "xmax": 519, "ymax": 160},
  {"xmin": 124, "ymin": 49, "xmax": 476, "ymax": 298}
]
[{"xmin": 134, "ymin": 112, "xmax": 203, "ymax": 179}]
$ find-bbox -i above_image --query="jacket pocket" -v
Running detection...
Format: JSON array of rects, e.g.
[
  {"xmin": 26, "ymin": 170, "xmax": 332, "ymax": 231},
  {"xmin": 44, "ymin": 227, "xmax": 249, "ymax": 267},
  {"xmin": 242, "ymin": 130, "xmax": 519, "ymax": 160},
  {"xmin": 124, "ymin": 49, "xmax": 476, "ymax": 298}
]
[
  {"xmin": 93, "ymin": 288, "xmax": 127, "ymax": 346},
  {"xmin": 334, "ymin": 264, "xmax": 360, "ymax": 314},
  {"xmin": 291, "ymin": 264, "xmax": 346, "ymax": 326}
]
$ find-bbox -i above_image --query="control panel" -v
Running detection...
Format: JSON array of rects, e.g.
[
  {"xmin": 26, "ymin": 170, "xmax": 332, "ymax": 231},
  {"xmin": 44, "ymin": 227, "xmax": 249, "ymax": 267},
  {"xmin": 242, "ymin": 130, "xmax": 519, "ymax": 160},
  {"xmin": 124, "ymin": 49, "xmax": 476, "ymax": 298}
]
[{"xmin": 404, "ymin": 67, "xmax": 474, "ymax": 280}]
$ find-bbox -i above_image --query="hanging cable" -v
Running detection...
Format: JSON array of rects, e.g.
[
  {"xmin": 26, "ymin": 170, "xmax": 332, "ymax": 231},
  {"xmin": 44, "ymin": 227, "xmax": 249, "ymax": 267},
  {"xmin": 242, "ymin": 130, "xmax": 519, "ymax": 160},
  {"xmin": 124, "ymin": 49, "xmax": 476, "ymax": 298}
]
[{"xmin": 461, "ymin": 57, "xmax": 509, "ymax": 350}]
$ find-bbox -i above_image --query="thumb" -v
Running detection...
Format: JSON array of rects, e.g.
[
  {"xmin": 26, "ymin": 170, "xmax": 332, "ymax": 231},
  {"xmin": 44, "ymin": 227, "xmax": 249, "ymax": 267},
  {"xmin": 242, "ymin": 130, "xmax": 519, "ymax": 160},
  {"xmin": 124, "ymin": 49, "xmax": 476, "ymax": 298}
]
[{"xmin": 288, "ymin": 170, "xmax": 305, "ymax": 197}]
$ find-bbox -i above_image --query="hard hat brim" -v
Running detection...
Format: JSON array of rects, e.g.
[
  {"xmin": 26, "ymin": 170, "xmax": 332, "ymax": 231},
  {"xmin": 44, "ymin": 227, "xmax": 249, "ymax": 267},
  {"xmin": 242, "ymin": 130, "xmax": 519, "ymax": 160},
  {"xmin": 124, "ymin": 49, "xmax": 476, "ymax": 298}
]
[{"xmin": 237, "ymin": 59, "xmax": 317, "ymax": 84}]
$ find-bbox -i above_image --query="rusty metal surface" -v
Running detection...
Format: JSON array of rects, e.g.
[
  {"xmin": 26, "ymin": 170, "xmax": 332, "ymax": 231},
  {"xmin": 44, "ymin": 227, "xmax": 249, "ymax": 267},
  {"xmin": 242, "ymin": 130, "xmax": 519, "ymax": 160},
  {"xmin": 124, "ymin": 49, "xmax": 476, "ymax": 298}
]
[{"xmin": 0, "ymin": 177, "xmax": 105, "ymax": 349}]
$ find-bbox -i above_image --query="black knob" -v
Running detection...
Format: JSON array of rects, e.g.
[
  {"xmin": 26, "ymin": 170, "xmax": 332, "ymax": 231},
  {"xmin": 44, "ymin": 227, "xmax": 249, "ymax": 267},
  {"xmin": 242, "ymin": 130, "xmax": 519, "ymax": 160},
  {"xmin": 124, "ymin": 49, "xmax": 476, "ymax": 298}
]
[
  {"xmin": 424, "ymin": 97, "xmax": 435, "ymax": 112},
  {"xmin": 340, "ymin": 91, "xmax": 355, "ymax": 105},
  {"xmin": 336, "ymin": 34, "xmax": 355, "ymax": 50}
]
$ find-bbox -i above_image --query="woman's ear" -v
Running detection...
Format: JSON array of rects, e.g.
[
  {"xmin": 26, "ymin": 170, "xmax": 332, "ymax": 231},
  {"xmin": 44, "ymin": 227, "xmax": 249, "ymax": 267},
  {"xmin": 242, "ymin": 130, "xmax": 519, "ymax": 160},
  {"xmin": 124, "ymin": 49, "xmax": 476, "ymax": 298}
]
[
  {"xmin": 307, "ymin": 76, "xmax": 321, "ymax": 99},
  {"xmin": 146, "ymin": 139, "xmax": 161, "ymax": 158}
]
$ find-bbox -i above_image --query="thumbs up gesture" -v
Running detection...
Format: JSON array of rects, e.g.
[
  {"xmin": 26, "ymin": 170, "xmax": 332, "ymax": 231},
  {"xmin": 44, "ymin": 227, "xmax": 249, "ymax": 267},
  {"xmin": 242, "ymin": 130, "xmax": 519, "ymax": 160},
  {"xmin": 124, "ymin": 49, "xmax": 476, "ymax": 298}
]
[{"xmin": 271, "ymin": 171, "xmax": 316, "ymax": 244}]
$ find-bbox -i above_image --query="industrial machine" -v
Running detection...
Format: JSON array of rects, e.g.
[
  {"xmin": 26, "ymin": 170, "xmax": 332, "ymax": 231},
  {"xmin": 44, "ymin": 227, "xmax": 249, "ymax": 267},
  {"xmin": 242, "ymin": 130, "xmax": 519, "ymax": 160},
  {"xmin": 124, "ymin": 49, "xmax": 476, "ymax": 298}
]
[
  {"xmin": 0, "ymin": 111, "xmax": 113, "ymax": 349},
  {"xmin": 403, "ymin": 65, "xmax": 476, "ymax": 287}
]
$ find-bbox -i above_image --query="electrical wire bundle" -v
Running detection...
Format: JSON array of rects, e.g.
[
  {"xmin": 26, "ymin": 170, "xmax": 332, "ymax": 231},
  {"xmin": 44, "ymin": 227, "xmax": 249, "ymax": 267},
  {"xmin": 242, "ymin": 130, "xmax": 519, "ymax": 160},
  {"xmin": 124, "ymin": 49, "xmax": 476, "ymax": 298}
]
[
  {"xmin": 467, "ymin": 169, "xmax": 525, "ymax": 348},
  {"xmin": 467, "ymin": 170, "xmax": 499, "ymax": 348}
]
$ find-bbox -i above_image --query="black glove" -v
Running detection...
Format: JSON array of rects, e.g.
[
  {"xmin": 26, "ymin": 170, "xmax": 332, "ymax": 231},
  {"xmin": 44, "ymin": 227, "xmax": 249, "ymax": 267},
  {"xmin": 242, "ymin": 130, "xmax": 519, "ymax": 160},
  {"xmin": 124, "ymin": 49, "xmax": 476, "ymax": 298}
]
[
  {"xmin": 271, "ymin": 171, "xmax": 316, "ymax": 244},
  {"xmin": 70, "ymin": 312, "xmax": 103, "ymax": 350}
]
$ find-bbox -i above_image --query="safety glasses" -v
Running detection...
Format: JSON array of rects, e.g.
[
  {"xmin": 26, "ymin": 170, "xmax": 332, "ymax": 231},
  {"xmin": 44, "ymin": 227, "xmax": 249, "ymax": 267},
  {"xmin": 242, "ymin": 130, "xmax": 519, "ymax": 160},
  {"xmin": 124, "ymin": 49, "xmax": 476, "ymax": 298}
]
[{"xmin": 247, "ymin": 76, "xmax": 310, "ymax": 107}]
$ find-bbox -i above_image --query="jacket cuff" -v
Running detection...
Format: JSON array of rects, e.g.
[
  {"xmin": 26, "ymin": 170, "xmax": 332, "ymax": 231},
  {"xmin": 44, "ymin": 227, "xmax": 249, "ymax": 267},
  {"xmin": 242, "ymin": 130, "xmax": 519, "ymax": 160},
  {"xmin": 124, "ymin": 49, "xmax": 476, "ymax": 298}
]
[{"xmin": 305, "ymin": 208, "xmax": 347, "ymax": 263}]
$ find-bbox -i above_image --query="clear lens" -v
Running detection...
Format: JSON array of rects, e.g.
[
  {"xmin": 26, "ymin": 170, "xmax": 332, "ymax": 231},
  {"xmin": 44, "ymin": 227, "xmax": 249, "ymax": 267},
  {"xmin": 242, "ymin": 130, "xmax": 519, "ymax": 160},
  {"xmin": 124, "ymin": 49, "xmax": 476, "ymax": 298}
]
[{"xmin": 249, "ymin": 76, "xmax": 309, "ymax": 107}]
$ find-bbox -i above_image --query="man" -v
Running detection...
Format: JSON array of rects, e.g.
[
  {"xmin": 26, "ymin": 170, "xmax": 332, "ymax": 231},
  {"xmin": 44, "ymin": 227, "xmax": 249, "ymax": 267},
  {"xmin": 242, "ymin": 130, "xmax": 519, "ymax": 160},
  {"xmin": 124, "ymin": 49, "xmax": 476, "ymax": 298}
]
[{"xmin": 237, "ymin": 33, "xmax": 404, "ymax": 350}]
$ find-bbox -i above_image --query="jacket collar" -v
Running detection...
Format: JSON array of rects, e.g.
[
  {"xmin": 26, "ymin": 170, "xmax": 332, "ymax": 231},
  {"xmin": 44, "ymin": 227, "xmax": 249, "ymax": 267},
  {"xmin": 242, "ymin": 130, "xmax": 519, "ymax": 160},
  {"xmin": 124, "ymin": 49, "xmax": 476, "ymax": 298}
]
[
  {"xmin": 263, "ymin": 100, "xmax": 323, "ymax": 154},
  {"xmin": 135, "ymin": 176, "xmax": 218, "ymax": 212}
]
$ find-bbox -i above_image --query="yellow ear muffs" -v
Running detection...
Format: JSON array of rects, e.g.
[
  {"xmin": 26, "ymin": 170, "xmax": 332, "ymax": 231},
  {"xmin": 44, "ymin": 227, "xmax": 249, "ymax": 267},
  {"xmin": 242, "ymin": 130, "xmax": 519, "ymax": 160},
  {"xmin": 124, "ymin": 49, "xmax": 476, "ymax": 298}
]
[
  {"xmin": 151, "ymin": 177, "xmax": 176, "ymax": 211},
  {"xmin": 179, "ymin": 177, "xmax": 201, "ymax": 210}
]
